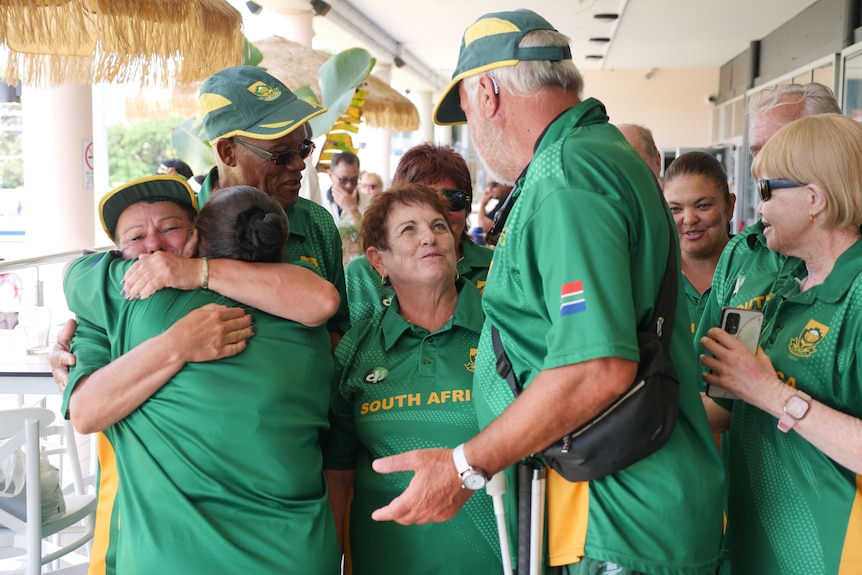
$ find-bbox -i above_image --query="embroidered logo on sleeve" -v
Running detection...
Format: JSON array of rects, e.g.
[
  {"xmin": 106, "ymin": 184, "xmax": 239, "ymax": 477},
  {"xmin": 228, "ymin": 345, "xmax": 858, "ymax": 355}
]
[{"xmin": 560, "ymin": 280, "xmax": 586, "ymax": 317}]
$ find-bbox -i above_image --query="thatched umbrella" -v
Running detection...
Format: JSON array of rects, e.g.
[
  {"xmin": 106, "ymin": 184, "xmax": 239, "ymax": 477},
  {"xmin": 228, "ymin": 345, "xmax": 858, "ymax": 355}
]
[
  {"xmin": 125, "ymin": 35, "xmax": 420, "ymax": 132},
  {"xmin": 0, "ymin": 0, "xmax": 243, "ymax": 87}
]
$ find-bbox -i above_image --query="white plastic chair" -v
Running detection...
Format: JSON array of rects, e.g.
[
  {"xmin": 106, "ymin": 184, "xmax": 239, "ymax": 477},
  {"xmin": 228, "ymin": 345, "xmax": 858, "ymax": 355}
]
[{"xmin": 0, "ymin": 408, "xmax": 96, "ymax": 574}]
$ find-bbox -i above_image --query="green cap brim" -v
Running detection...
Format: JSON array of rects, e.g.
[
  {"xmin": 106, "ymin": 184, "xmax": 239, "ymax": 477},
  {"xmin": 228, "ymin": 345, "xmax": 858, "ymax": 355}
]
[{"xmin": 100, "ymin": 175, "xmax": 198, "ymax": 239}]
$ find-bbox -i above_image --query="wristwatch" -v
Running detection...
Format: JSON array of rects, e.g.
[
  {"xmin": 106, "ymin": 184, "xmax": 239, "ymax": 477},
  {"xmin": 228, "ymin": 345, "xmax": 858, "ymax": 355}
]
[
  {"xmin": 452, "ymin": 443, "xmax": 489, "ymax": 490},
  {"xmin": 777, "ymin": 389, "xmax": 812, "ymax": 433}
]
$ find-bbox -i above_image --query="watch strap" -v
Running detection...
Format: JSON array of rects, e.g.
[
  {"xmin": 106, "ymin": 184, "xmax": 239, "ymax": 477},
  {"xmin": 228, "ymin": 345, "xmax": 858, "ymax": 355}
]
[
  {"xmin": 452, "ymin": 443, "xmax": 470, "ymax": 475},
  {"xmin": 777, "ymin": 389, "xmax": 812, "ymax": 433}
]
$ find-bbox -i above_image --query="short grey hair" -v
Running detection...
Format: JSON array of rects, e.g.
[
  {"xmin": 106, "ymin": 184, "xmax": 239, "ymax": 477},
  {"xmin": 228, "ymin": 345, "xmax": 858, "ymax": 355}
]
[
  {"xmin": 463, "ymin": 29, "xmax": 583, "ymax": 109},
  {"xmin": 751, "ymin": 82, "xmax": 840, "ymax": 118},
  {"xmin": 619, "ymin": 123, "xmax": 660, "ymax": 167}
]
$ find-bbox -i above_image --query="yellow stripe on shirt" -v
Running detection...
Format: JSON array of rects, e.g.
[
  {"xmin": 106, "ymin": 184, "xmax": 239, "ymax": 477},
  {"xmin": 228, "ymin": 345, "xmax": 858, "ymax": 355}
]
[
  {"xmin": 839, "ymin": 474, "xmax": 862, "ymax": 575},
  {"xmin": 547, "ymin": 467, "xmax": 590, "ymax": 567}
]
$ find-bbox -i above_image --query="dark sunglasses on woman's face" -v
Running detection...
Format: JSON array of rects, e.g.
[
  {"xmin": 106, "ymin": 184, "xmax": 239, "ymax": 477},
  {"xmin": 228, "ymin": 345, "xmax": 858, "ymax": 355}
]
[
  {"xmin": 756, "ymin": 178, "xmax": 806, "ymax": 202},
  {"xmin": 442, "ymin": 189, "xmax": 470, "ymax": 211}
]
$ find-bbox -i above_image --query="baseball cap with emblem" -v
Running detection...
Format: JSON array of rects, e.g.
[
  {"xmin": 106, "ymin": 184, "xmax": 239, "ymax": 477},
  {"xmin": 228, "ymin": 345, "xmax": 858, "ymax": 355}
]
[
  {"xmin": 199, "ymin": 65, "xmax": 327, "ymax": 142},
  {"xmin": 99, "ymin": 174, "xmax": 198, "ymax": 240},
  {"xmin": 433, "ymin": 9, "xmax": 572, "ymax": 126}
]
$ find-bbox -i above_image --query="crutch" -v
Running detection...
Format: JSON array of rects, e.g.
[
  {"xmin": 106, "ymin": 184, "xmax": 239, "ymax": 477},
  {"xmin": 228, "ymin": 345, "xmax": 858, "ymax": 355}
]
[
  {"xmin": 486, "ymin": 472, "xmax": 514, "ymax": 575},
  {"xmin": 530, "ymin": 465, "xmax": 547, "ymax": 575}
]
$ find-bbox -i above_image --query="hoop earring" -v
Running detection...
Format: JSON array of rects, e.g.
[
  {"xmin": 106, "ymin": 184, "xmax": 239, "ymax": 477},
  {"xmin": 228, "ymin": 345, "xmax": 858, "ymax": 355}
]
[
  {"xmin": 455, "ymin": 269, "xmax": 460, "ymax": 282},
  {"xmin": 810, "ymin": 214, "xmax": 815, "ymax": 223},
  {"xmin": 381, "ymin": 275, "xmax": 390, "ymax": 287}
]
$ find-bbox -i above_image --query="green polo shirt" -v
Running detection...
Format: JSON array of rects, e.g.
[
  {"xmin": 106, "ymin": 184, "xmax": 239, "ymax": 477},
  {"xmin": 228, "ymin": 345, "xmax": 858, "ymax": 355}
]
[
  {"xmin": 324, "ymin": 281, "xmax": 501, "ymax": 575},
  {"xmin": 695, "ymin": 222, "xmax": 805, "ymax": 363},
  {"xmin": 344, "ymin": 239, "xmax": 492, "ymax": 326},
  {"xmin": 725, "ymin": 238, "xmax": 862, "ymax": 574},
  {"xmin": 683, "ymin": 276, "xmax": 709, "ymax": 335},
  {"xmin": 473, "ymin": 98, "xmax": 724, "ymax": 574},
  {"xmin": 64, "ymin": 252, "xmax": 338, "ymax": 574},
  {"xmin": 199, "ymin": 167, "xmax": 350, "ymax": 334}
]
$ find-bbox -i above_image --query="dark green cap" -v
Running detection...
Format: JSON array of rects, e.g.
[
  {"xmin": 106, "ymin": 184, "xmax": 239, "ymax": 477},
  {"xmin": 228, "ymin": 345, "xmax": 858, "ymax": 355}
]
[
  {"xmin": 433, "ymin": 9, "xmax": 572, "ymax": 125},
  {"xmin": 100, "ymin": 175, "xmax": 198, "ymax": 239},
  {"xmin": 199, "ymin": 66, "xmax": 326, "ymax": 142}
]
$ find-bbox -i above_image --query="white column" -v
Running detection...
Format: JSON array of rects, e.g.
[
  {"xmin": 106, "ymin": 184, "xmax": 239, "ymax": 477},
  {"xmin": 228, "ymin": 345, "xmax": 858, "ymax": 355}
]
[
  {"xmin": 360, "ymin": 64, "xmax": 392, "ymax": 183},
  {"xmin": 409, "ymin": 89, "xmax": 434, "ymax": 146},
  {"xmin": 271, "ymin": 10, "xmax": 314, "ymax": 47},
  {"xmin": 22, "ymin": 84, "xmax": 95, "ymax": 256},
  {"xmin": 266, "ymin": 8, "xmax": 321, "ymax": 202}
]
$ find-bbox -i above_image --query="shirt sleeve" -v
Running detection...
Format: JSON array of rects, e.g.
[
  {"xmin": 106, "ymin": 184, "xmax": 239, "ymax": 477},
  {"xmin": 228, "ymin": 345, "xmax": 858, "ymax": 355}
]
[{"xmin": 522, "ymin": 186, "xmax": 641, "ymax": 370}]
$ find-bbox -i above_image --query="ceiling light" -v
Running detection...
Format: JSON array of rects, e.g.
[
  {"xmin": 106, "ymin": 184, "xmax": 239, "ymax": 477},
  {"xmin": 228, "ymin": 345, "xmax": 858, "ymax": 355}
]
[
  {"xmin": 585, "ymin": 55, "xmax": 604, "ymax": 60},
  {"xmin": 593, "ymin": 13, "xmax": 619, "ymax": 21},
  {"xmin": 311, "ymin": 0, "xmax": 331, "ymax": 16},
  {"xmin": 393, "ymin": 56, "xmax": 406, "ymax": 68},
  {"xmin": 589, "ymin": 37, "xmax": 611, "ymax": 43},
  {"xmin": 246, "ymin": 1, "xmax": 262, "ymax": 15}
]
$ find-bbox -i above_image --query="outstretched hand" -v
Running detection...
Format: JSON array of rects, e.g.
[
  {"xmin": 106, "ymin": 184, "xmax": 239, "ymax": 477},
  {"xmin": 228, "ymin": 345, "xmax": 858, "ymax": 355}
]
[
  {"xmin": 371, "ymin": 448, "xmax": 472, "ymax": 525},
  {"xmin": 49, "ymin": 318, "xmax": 78, "ymax": 391},
  {"xmin": 165, "ymin": 303, "xmax": 254, "ymax": 363},
  {"xmin": 122, "ymin": 252, "xmax": 201, "ymax": 300}
]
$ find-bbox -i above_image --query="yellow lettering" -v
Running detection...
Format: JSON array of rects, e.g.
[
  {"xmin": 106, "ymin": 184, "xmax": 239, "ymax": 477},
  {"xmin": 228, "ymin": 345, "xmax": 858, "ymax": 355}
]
[
  {"xmin": 440, "ymin": 390, "xmax": 451, "ymax": 403},
  {"xmin": 360, "ymin": 402, "xmax": 369, "ymax": 415},
  {"xmin": 452, "ymin": 389, "xmax": 465, "ymax": 402},
  {"xmin": 427, "ymin": 392, "xmax": 440, "ymax": 404},
  {"xmin": 408, "ymin": 393, "xmax": 421, "ymax": 406},
  {"xmin": 394, "ymin": 394, "xmax": 407, "ymax": 408},
  {"xmin": 466, "ymin": 388, "xmax": 471, "ymax": 401},
  {"xmin": 382, "ymin": 396, "xmax": 394, "ymax": 410},
  {"xmin": 368, "ymin": 400, "xmax": 381, "ymax": 412}
]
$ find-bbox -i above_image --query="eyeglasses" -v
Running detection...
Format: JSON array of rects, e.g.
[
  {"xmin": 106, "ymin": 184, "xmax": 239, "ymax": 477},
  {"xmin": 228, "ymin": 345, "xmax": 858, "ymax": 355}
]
[
  {"xmin": 231, "ymin": 137, "xmax": 315, "ymax": 166},
  {"xmin": 756, "ymin": 178, "xmax": 806, "ymax": 202},
  {"xmin": 442, "ymin": 189, "xmax": 471, "ymax": 211},
  {"xmin": 360, "ymin": 182, "xmax": 380, "ymax": 190},
  {"xmin": 336, "ymin": 176, "xmax": 359, "ymax": 186}
]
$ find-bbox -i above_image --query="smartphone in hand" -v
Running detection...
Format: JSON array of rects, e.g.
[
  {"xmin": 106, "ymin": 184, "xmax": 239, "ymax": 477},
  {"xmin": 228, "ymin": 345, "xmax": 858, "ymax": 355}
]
[{"xmin": 705, "ymin": 307, "xmax": 764, "ymax": 400}]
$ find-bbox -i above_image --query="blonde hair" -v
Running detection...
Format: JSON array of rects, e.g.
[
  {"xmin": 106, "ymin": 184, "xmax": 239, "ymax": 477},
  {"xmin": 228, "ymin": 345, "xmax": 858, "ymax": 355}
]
[{"xmin": 753, "ymin": 113, "xmax": 862, "ymax": 227}]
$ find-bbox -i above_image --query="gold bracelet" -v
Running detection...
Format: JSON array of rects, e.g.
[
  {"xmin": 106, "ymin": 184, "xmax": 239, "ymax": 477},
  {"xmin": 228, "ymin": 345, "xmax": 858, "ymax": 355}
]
[{"xmin": 201, "ymin": 257, "xmax": 209, "ymax": 290}]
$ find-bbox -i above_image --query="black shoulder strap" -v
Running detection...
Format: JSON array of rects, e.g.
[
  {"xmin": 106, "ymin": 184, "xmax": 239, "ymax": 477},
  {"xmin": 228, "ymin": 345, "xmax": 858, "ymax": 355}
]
[{"xmin": 493, "ymin": 194, "xmax": 678, "ymax": 395}]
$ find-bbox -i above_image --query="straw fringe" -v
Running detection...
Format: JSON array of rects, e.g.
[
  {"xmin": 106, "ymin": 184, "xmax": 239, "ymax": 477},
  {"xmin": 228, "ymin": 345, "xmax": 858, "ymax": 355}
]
[
  {"xmin": 0, "ymin": 0, "xmax": 243, "ymax": 87},
  {"xmin": 125, "ymin": 35, "xmax": 420, "ymax": 131}
]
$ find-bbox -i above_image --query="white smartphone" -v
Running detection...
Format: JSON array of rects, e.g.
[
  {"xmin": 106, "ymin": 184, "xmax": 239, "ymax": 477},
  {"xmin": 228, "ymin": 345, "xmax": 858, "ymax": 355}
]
[{"xmin": 705, "ymin": 307, "xmax": 764, "ymax": 400}]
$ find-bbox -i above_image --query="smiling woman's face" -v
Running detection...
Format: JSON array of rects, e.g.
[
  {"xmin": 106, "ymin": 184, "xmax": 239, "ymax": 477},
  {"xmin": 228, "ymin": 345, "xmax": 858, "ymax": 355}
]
[
  {"xmin": 371, "ymin": 201, "xmax": 457, "ymax": 289},
  {"xmin": 663, "ymin": 174, "xmax": 733, "ymax": 260}
]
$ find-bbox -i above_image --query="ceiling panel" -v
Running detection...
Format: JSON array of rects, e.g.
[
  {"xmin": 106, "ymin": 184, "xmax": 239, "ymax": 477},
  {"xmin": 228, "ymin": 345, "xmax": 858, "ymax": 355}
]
[{"xmin": 246, "ymin": 0, "xmax": 821, "ymax": 91}]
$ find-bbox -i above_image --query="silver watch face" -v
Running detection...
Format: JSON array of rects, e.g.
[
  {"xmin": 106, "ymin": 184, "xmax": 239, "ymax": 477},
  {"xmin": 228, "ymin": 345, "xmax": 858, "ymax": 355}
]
[{"xmin": 462, "ymin": 471, "xmax": 487, "ymax": 490}]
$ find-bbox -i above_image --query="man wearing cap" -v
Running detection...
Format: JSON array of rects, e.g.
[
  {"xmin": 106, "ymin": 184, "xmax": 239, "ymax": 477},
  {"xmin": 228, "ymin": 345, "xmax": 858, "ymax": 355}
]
[
  {"xmin": 56, "ymin": 175, "xmax": 339, "ymax": 575},
  {"xmin": 371, "ymin": 9, "xmax": 724, "ymax": 575},
  {"xmin": 196, "ymin": 65, "xmax": 351, "ymax": 338}
]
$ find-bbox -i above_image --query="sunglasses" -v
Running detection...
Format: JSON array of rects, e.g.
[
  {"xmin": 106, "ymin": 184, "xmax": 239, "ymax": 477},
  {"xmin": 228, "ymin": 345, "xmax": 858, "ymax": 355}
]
[
  {"xmin": 336, "ymin": 176, "xmax": 359, "ymax": 186},
  {"xmin": 756, "ymin": 178, "xmax": 806, "ymax": 202},
  {"xmin": 442, "ymin": 189, "xmax": 470, "ymax": 212},
  {"xmin": 232, "ymin": 137, "xmax": 315, "ymax": 166}
]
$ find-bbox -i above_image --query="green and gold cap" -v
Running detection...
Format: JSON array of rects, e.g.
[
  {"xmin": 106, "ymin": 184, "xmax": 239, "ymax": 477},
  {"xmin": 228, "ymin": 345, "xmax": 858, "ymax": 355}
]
[
  {"xmin": 99, "ymin": 175, "xmax": 198, "ymax": 239},
  {"xmin": 433, "ymin": 9, "xmax": 571, "ymax": 126},
  {"xmin": 199, "ymin": 65, "xmax": 327, "ymax": 142}
]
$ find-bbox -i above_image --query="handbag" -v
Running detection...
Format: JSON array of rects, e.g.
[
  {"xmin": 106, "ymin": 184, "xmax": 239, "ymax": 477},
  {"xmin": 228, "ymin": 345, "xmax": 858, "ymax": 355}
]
[{"xmin": 492, "ymin": 204, "xmax": 680, "ymax": 483}]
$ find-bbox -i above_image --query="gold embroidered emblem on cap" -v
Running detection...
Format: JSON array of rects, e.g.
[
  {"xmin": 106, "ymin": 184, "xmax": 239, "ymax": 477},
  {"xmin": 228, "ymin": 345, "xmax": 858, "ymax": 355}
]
[{"xmin": 247, "ymin": 81, "xmax": 281, "ymax": 101}]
